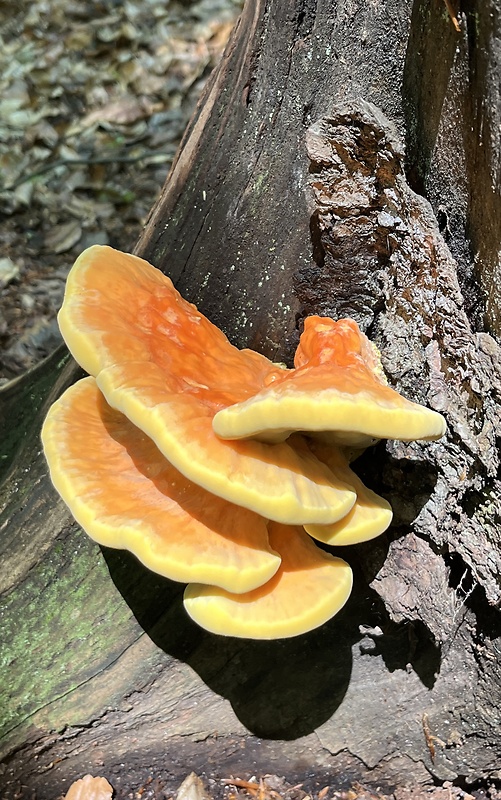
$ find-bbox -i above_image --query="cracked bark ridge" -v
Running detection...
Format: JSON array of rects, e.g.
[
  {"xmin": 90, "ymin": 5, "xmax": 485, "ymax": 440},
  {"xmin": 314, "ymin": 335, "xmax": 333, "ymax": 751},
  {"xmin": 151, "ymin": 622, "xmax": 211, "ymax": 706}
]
[{"xmin": 298, "ymin": 101, "xmax": 501, "ymax": 614}]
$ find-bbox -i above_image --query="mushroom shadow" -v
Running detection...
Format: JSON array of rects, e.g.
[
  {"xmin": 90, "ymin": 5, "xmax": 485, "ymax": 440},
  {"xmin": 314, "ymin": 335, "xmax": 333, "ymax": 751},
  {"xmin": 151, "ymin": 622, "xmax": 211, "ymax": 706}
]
[
  {"xmin": 103, "ymin": 544, "xmax": 364, "ymax": 739},
  {"xmin": 348, "ymin": 446, "xmax": 442, "ymax": 689},
  {"xmin": 102, "ymin": 443, "xmax": 442, "ymax": 739},
  {"xmin": 352, "ymin": 444, "xmax": 440, "ymax": 535}
]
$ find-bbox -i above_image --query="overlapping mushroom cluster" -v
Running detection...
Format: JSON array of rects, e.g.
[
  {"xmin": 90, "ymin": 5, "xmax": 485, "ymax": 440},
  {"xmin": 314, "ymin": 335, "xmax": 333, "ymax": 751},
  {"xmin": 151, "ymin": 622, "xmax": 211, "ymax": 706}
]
[{"xmin": 42, "ymin": 246, "xmax": 446, "ymax": 639}]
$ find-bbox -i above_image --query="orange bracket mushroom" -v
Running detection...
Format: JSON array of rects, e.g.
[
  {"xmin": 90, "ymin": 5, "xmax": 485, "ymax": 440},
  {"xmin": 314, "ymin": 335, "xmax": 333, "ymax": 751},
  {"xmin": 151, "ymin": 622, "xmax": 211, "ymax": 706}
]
[
  {"xmin": 42, "ymin": 245, "xmax": 448, "ymax": 640},
  {"xmin": 213, "ymin": 316, "xmax": 447, "ymax": 446},
  {"xmin": 184, "ymin": 523, "xmax": 353, "ymax": 639},
  {"xmin": 41, "ymin": 378, "xmax": 356, "ymax": 638},
  {"xmin": 304, "ymin": 442, "xmax": 393, "ymax": 546},
  {"xmin": 42, "ymin": 377, "xmax": 281, "ymax": 593},
  {"xmin": 57, "ymin": 246, "xmax": 357, "ymax": 526}
]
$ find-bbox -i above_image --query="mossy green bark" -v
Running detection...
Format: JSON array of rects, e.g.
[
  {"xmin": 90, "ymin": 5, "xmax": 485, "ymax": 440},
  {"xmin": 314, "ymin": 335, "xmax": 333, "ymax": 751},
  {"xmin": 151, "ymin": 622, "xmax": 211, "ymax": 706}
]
[
  {"xmin": 0, "ymin": 350, "xmax": 168, "ymax": 759},
  {"xmin": 1, "ymin": 530, "xmax": 135, "ymax": 753}
]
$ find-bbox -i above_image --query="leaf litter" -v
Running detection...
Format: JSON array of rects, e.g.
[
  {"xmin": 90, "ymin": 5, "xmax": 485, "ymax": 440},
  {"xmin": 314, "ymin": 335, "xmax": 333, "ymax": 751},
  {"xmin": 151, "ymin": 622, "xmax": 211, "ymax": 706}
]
[
  {"xmin": 0, "ymin": 0, "xmax": 241, "ymax": 381},
  {"xmin": 57, "ymin": 771, "xmax": 491, "ymax": 800}
]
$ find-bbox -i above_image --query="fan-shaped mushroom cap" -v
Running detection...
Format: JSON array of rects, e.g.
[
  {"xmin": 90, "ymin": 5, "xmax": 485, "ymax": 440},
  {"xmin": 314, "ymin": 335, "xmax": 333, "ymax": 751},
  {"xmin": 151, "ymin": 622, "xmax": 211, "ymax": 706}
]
[
  {"xmin": 58, "ymin": 246, "xmax": 357, "ymax": 525},
  {"xmin": 183, "ymin": 523, "xmax": 353, "ymax": 639},
  {"xmin": 304, "ymin": 443, "xmax": 393, "ymax": 545},
  {"xmin": 58, "ymin": 247, "xmax": 280, "ymax": 395},
  {"xmin": 213, "ymin": 316, "xmax": 447, "ymax": 446},
  {"xmin": 41, "ymin": 377, "xmax": 282, "ymax": 593}
]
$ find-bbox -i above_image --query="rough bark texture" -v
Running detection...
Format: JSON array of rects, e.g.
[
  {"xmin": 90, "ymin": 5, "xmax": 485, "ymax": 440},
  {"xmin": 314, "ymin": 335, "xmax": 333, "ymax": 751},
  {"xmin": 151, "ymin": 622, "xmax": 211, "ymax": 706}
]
[{"xmin": 1, "ymin": 1, "xmax": 500, "ymax": 798}]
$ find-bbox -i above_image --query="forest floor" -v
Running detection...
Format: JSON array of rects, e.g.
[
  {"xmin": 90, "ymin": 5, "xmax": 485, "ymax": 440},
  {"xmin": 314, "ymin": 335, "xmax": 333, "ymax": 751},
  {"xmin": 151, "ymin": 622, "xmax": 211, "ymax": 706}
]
[
  {"xmin": 60, "ymin": 768, "xmax": 491, "ymax": 800},
  {"xmin": 59, "ymin": 768, "xmax": 501, "ymax": 800},
  {"xmin": 0, "ymin": 0, "xmax": 240, "ymax": 382}
]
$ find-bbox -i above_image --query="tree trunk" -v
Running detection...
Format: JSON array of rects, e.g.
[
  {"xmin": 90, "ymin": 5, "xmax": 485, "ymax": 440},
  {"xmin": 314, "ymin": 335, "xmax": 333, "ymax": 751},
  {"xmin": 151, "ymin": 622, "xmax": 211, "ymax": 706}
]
[{"xmin": 1, "ymin": 1, "xmax": 500, "ymax": 798}]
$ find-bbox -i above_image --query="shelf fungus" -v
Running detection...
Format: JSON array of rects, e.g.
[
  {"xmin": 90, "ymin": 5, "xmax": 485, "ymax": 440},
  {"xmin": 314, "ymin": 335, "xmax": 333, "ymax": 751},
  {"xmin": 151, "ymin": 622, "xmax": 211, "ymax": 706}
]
[
  {"xmin": 57, "ymin": 246, "xmax": 356, "ymax": 525},
  {"xmin": 184, "ymin": 524, "xmax": 353, "ymax": 639},
  {"xmin": 42, "ymin": 245, "xmax": 447, "ymax": 640},
  {"xmin": 213, "ymin": 316, "xmax": 447, "ymax": 446},
  {"xmin": 41, "ymin": 378, "xmax": 281, "ymax": 593},
  {"xmin": 303, "ymin": 442, "xmax": 393, "ymax": 546}
]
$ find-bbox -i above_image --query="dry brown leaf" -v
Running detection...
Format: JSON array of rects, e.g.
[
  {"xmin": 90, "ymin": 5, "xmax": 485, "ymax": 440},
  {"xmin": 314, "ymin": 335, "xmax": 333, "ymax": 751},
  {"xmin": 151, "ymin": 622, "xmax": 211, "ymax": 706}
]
[
  {"xmin": 44, "ymin": 220, "xmax": 82, "ymax": 254},
  {"xmin": 64, "ymin": 773, "xmax": 113, "ymax": 800},
  {"xmin": 176, "ymin": 772, "xmax": 211, "ymax": 800},
  {"xmin": 77, "ymin": 96, "xmax": 159, "ymax": 130},
  {"xmin": 208, "ymin": 20, "xmax": 237, "ymax": 55}
]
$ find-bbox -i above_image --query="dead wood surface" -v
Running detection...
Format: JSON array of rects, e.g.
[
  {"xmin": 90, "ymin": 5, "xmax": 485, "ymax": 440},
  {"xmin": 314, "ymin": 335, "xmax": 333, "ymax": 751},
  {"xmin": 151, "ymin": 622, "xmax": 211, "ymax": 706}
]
[{"xmin": 1, "ymin": 1, "xmax": 500, "ymax": 798}]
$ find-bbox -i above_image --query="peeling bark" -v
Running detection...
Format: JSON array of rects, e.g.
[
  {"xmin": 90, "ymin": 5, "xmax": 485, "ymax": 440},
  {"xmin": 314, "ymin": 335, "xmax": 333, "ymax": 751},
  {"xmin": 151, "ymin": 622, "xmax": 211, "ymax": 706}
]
[{"xmin": 301, "ymin": 103, "xmax": 501, "ymax": 605}]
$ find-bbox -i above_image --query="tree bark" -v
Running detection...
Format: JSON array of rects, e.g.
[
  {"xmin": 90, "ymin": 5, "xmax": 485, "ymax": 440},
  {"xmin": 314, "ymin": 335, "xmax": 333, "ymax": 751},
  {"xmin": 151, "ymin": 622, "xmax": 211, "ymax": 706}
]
[{"xmin": 1, "ymin": 1, "xmax": 500, "ymax": 798}]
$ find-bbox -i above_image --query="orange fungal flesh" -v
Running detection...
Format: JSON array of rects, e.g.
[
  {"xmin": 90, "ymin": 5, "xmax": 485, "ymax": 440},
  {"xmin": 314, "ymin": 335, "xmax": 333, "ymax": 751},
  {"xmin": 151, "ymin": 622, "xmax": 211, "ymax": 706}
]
[
  {"xmin": 96, "ymin": 363, "xmax": 357, "ymax": 525},
  {"xmin": 304, "ymin": 443, "xmax": 393, "ymax": 545},
  {"xmin": 41, "ymin": 377, "xmax": 282, "ymax": 593},
  {"xmin": 58, "ymin": 246, "xmax": 357, "ymax": 524},
  {"xmin": 213, "ymin": 316, "xmax": 447, "ymax": 445},
  {"xmin": 183, "ymin": 523, "xmax": 353, "ymax": 639},
  {"xmin": 293, "ymin": 316, "xmax": 385, "ymax": 372},
  {"xmin": 42, "ymin": 245, "xmax": 446, "ymax": 640},
  {"xmin": 58, "ymin": 246, "xmax": 283, "ymax": 402}
]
